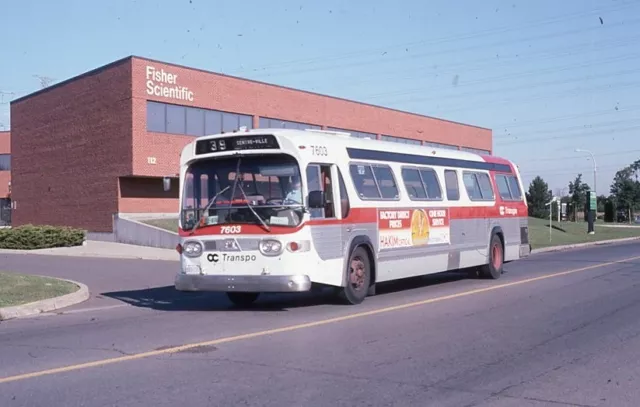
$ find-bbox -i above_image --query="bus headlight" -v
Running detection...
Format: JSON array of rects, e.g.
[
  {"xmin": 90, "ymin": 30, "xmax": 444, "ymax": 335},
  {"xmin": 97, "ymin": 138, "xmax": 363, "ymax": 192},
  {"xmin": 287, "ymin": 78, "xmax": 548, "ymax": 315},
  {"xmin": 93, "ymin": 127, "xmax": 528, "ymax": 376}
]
[
  {"xmin": 182, "ymin": 241, "xmax": 203, "ymax": 258},
  {"xmin": 259, "ymin": 239, "xmax": 283, "ymax": 256}
]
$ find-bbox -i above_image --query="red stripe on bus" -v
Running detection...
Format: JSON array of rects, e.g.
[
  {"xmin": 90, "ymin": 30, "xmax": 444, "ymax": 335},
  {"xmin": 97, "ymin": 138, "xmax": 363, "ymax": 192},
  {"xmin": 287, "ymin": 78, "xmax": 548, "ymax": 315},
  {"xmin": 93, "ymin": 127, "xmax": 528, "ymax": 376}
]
[{"xmin": 177, "ymin": 205, "xmax": 527, "ymax": 237}]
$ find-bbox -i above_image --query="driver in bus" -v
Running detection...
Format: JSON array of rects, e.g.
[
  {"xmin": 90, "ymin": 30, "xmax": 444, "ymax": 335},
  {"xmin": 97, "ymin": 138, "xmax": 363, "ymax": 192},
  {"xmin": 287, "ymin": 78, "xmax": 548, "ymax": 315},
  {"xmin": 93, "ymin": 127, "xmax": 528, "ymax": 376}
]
[{"xmin": 284, "ymin": 176, "xmax": 302, "ymax": 203}]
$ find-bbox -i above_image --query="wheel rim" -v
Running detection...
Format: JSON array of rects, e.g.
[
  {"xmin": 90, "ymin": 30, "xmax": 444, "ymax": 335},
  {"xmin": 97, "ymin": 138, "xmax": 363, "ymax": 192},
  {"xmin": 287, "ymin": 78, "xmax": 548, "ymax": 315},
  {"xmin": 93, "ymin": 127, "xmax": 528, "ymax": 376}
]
[
  {"xmin": 349, "ymin": 256, "xmax": 366, "ymax": 291},
  {"xmin": 492, "ymin": 243, "xmax": 502, "ymax": 269}
]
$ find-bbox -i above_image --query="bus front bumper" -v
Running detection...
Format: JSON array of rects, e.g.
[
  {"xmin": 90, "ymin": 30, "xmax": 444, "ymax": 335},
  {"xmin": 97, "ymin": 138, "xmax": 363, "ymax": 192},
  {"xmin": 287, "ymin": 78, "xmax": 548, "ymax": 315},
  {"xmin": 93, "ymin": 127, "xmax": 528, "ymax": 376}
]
[{"xmin": 175, "ymin": 273, "xmax": 312, "ymax": 293}]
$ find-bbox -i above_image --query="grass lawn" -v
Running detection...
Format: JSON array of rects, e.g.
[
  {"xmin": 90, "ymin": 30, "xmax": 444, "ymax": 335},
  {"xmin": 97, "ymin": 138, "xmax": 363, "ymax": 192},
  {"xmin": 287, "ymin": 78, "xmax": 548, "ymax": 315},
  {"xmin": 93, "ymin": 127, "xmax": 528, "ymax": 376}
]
[
  {"xmin": 0, "ymin": 272, "xmax": 79, "ymax": 308},
  {"xmin": 142, "ymin": 218, "xmax": 179, "ymax": 233},
  {"xmin": 141, "ymin": 217, "xmax": 640, "ymax": 250},
  {"xmin": 528, "ymin": 217, "xmax": 640, "ymax": 249}
]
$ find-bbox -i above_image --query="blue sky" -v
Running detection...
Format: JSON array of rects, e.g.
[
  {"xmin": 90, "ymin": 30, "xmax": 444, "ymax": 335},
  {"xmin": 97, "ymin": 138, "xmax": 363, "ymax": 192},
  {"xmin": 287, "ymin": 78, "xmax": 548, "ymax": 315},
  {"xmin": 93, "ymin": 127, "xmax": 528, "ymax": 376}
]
[{"xmin": 2, "ymin": 0, "xmax": 639, "ymax": 197}]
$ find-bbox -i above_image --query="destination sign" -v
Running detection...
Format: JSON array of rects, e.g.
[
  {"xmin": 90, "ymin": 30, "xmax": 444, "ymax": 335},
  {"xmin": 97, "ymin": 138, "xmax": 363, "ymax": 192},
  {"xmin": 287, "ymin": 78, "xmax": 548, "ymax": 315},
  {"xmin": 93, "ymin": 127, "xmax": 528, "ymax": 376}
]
[{"xmin": 195, "ymin": 134, "xmax": 280, "ymax": 155}]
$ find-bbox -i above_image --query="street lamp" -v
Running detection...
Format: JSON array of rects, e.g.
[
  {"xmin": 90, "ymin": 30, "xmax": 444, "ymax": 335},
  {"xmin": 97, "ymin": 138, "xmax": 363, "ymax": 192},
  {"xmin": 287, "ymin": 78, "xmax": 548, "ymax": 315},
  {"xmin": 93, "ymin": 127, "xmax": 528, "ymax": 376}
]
[
  {"xmin": 575, "ymin": 148, "xmax": 597, "ymax": 197},
  {"xmin": 575, "ymin": 148, "xmax": 597, "ymax": 233}
]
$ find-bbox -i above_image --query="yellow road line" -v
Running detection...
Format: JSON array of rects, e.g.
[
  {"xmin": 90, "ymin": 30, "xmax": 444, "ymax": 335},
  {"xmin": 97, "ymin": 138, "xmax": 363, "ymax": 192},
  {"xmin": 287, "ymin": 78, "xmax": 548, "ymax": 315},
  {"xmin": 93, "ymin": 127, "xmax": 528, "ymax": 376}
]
[{"xmin": 1, "ymin": 254, "xmax": 639, "ymax": 385}]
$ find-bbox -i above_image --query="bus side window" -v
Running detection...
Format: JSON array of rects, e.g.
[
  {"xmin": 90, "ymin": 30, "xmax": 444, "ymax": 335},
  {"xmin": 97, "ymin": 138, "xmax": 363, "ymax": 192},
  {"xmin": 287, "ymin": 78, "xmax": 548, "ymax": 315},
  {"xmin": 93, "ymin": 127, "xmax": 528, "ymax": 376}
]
[
  {"xmin": 444, "ymin": 169, "xmax": 460, "ymax": 201},
  {"xmin": 495, "ymin": 174, "xmax": 513, "ymax": 200},
  {"xmin": 337, "ymin": 168, "xmax": 350, "ymax": 218},
  {"xmin": 507, "ymin": 175, "xmax": 523, "ymax": 200}
]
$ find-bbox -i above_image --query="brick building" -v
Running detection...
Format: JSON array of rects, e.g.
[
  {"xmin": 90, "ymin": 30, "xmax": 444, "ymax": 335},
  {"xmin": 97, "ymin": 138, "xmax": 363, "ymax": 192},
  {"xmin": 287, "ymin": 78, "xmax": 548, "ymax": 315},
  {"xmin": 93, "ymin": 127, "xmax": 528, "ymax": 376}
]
[
  {"xmin": 0, "ymin": 131, "xmax": 10, "ymax": 226},
  {"xmin": 9, "ymin": 55, "xmax": 492, "ymax": 233}
]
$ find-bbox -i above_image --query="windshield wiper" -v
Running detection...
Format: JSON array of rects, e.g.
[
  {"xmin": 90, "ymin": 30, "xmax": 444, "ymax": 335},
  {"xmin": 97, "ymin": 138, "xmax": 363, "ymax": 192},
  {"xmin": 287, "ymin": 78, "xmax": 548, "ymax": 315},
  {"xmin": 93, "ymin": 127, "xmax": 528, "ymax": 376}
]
[
  {"xmin": 189, "ymin": 185, "xmax": 231, "ymax": 235},
  {"xmin": 225, "ymin": 156, "xmax": 271, "ymax": 232}
]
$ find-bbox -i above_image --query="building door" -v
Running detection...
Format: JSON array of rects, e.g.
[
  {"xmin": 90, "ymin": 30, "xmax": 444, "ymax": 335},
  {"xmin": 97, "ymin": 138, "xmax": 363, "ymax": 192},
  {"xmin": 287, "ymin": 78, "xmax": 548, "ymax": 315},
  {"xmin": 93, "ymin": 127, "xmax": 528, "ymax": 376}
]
[{"xmin": 0, "ymin": 198, "xmax": 11, "ymax": 226}]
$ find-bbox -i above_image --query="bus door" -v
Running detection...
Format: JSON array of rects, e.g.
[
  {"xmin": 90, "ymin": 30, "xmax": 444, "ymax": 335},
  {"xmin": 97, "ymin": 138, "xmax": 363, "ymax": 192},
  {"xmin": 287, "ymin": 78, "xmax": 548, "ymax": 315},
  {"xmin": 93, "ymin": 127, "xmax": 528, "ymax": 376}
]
[{"xmin": 306, "ymin": 163, "xmax": 351, "ymax": 259}]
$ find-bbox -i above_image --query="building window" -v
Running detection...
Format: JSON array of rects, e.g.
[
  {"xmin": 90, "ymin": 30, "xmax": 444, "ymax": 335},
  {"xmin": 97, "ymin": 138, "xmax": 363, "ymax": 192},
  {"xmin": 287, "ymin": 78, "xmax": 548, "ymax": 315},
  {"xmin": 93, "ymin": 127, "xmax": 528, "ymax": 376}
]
[
  {"xmin": 460, "ymin": 146, "xmax": 491, "ymax": 155},
  {"xmin": 424, "ymin": 141, "xmax": 459, "ymax": 151},
  {"xmin": 146, "ymin": 101, "xmax": 253, "ymax": 136},
  {"xmin": 0, "ymin": 154, "xmax": 10, "ymax": 171},
  {"xmin": 259, "ymin": 117, "xmax": 321, "ymax": 130},
  {"xmin": 147, "ymin": 101, "xmax": 166, "ymax": 133},
  {"xmin": 380, "ymin": 135, "xmax": 422, "ymax": 145},
  {"xmin": 186, "ymin": 108, "xmax": 205, "ymax": 136},
  {"xmin": 327, "ymin": 127, "xmax": 376, "ymax": 139}
]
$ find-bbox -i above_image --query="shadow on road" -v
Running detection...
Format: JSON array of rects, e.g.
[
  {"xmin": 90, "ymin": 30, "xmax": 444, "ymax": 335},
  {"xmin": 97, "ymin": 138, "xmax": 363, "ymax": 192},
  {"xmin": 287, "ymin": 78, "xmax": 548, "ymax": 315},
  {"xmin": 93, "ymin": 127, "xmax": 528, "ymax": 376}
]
[{"xmin": 101, "ymin": 271, "xmax": 470, "ymax": 312}]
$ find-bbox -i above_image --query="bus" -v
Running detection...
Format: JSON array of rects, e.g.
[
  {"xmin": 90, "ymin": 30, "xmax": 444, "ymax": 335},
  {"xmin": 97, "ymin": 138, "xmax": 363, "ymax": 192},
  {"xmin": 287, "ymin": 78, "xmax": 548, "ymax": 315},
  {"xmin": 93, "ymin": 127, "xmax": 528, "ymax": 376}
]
[{"xmin": 169, "ymin": 127, "xmax": 530, "ymax": 306}]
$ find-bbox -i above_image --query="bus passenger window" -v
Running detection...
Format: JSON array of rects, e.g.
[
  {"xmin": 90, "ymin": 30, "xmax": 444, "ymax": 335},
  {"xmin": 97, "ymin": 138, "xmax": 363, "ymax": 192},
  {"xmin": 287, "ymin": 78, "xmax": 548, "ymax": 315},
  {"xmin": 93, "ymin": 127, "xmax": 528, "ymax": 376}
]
[
  {"xmin": 402, "ymin": 168, "xmax": 427, "ymax": 199},
  {"xmin": 476, "ymin": 173, "xmax": 494, "ymax": 200},
  {"xmin": 349, "ymin": 164, "xmax": 381, "ymax": 199},
  {"xmin": 419, "ymin": 169, "xmax": 442, "ymax": 200},
  {"xmin": 444, "ymin": 170, "xmax": 460, "ymax": 201},
  {"xmin": 495, "ymin": 174, "xmax": 513, "ymax": 200},
  {"xmin": 507, "ymin": 175, "xmax": 523, "ymax": 200},
  {"xmin": 372, "ymin": 165, "xmax": 399, "ymax": 199},
  {"xmin": 463, "ymin": 172, "xmax": 483, "ymax": 200}
]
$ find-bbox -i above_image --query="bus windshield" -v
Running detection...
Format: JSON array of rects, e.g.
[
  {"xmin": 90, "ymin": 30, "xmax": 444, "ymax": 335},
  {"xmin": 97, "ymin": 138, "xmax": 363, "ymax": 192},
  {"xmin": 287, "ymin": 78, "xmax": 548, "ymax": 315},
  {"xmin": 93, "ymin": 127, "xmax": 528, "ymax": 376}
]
[{"xmin": 181, "ymin": 154, "xmax": 304, "ymax": 231}]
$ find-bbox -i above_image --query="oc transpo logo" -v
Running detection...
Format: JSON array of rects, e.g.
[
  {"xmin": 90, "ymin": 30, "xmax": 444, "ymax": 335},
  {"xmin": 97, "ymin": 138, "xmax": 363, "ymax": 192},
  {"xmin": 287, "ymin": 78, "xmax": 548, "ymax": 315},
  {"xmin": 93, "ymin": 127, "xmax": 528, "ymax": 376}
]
[
  {"xmin": 499, "ymin": 206, "xmax": 518, "ymax": 216},
  {"xmin": 207, "ymin": 253, "xmax": 257, "ymax": 263}
]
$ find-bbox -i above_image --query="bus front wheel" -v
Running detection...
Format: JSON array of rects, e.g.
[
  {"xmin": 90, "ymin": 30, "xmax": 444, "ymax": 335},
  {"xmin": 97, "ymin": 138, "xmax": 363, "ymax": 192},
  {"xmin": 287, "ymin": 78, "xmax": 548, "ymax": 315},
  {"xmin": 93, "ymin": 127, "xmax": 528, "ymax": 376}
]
[
  {"xmin": 339, "ymin": 246, "xmax": 371, "ymax": 305},
  {"xmin": 226, "ymin": 292, "xmax": 260, "ymax": 307}
]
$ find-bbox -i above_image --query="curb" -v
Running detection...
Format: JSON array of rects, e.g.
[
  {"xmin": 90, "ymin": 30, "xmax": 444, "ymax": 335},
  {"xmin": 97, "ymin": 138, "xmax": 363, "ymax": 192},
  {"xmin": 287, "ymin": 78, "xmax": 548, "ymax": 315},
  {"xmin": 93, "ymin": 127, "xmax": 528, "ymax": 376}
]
[
  {"xmin": 0, "ymin": 248, "xmax": 178, "ymax": 262},
  {"xmin": 531, "ymin": 236, "xmax": 640, "ymax": 255},
  {"xmin": 0, "ymin": 277, "xmax": 90, "ymax": 321}
]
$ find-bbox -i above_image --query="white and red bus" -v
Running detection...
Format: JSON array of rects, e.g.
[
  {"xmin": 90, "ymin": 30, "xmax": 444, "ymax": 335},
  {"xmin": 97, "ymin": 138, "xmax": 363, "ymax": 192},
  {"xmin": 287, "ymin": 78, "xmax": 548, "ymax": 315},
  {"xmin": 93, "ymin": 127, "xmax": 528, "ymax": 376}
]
[{"xmin": 171, "ymin": 127, "xmax": 530, "ymax": 306}]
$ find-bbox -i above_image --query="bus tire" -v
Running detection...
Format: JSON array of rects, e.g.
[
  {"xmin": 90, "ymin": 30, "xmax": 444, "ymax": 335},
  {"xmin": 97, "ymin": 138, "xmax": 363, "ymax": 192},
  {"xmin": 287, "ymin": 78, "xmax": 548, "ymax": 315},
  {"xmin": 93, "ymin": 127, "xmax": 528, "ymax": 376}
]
[
  {"xmin": 226, "ymin": 292, "xmax": 260, "ymax": 307},
  {"xmin": 479, "ymin": 233, "xmax": 504, "ymax": 279},
  {"xmin": 339, "ymin": 246, "xmax": 371, "ymax": 305}
]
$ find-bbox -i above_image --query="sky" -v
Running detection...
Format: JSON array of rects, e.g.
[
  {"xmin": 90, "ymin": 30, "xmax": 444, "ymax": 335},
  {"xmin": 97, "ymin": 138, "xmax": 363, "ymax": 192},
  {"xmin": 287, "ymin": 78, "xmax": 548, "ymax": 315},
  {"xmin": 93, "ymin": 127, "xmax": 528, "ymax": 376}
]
[{"xmin": 1, "ymin": 0, "xmax": 639, "ymax": 197}]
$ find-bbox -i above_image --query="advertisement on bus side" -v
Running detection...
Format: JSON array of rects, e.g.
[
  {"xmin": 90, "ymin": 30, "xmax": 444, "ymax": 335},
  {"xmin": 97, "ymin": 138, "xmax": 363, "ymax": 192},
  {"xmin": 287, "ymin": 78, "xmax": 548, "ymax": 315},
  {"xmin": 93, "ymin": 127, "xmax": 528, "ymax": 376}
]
[{"xmin": 378, "ymin": 208, "xmax": 451, "ymax": 250}]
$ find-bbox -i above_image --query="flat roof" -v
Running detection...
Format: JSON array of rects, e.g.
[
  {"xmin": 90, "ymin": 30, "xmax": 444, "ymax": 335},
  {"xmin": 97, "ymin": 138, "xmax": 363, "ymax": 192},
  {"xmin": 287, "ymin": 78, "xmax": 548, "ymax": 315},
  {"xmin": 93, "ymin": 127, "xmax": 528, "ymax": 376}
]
[{"xmin": 12, "ymin": 55, "xmax": 491, "ymax": 132}]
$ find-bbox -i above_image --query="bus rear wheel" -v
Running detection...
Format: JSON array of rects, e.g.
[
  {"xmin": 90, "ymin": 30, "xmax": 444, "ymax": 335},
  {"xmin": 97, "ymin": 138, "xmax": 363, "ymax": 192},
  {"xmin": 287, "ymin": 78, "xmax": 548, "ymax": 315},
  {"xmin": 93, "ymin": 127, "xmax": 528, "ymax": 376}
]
[
  {"xmin": 226, "ymin": 292, "xmax": 260, "ymax": 307},
  {"xmin": 479, "ymin": 233, "xmax": 504, "ymax": 279},
  {"xmin": 339, "ymin": 246, "xmax": 371, "ymax": 305}
]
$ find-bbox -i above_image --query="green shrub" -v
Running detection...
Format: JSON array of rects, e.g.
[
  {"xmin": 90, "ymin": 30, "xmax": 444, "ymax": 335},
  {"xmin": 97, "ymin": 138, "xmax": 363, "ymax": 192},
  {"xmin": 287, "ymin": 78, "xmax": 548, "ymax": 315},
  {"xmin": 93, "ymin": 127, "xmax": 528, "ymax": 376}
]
[{"xmin": 0, "ymin": 224, "xmax": 85, "ymax": 250}]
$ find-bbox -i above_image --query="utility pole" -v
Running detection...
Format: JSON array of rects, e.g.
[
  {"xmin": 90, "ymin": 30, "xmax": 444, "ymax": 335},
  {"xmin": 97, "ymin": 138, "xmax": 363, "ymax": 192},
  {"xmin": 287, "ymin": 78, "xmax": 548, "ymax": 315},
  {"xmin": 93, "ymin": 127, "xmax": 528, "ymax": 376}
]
[
  {"xmin": 0, "ymin": 91, "xmax": 15, "ymax": 104},
  {"xmin": 33, "ymin": 75, "xmax": 55, "ymax": 89}
]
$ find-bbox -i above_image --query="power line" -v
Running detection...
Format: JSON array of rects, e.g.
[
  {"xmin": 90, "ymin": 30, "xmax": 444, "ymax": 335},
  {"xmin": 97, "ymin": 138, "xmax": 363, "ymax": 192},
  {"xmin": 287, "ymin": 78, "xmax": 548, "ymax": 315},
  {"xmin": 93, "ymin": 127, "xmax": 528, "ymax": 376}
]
[
  {"xmin": 495, "ymin": 117, "xmax": 640, "ymax": 141},
  {"xmin": 491, "ymin": 104, "xmax": 640, "ymax": 130},
  {"xmin": 363, "ymin": 51, "xmax": 640, "ymax": 101},
  {"xmin": 239, "ymin": 16, "xmax": 640, "ymax": 79},
  {"xmin": 228, "ymin": 1, "xmax": 638, "ymax": 75},
  {"xmin": 421, "ymin": 79, "xmax": 640, "ymax": 116},
  {"xmin": 332, "ymin": 34, "xmax": 640, "ymax": 90},
  {"xmin": 498, "ymin": 122, "xmax": 640, "ymax": 146},
  {"xmin": 374, "ymin": 65, "xmax": 640, "ymax": 106}
]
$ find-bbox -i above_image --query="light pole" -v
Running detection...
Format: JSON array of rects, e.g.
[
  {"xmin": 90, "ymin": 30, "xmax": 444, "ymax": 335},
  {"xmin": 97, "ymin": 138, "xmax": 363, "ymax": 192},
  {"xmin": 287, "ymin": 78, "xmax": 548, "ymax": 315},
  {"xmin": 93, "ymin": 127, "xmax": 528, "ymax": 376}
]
[
  {"xmin": 575, "ymin": 148, "xmax": 597, "ymax": 233},
  {"xmin": 575, "ymin": 148, "xmax": 597, "ymax": 197}
]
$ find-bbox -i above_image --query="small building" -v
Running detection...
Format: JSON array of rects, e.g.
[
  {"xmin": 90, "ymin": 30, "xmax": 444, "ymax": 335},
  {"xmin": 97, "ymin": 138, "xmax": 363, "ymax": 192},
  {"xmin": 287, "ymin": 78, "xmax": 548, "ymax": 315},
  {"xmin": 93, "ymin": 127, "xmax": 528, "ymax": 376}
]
[
  {"xmin": 0, "ymin": 130, "xmax": 10, "ymax": 226},
  {"xmin": 9, "ymin": 55, "xmax": 492, "ymax": 235}
]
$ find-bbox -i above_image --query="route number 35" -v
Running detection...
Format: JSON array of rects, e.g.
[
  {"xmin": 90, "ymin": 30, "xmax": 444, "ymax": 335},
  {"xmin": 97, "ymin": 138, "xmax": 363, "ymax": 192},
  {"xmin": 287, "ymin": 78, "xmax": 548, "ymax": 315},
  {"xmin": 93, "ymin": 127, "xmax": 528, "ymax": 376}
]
[{"xmin": 310, "ymin": 145, "xmax": 328, "ymax": 156}]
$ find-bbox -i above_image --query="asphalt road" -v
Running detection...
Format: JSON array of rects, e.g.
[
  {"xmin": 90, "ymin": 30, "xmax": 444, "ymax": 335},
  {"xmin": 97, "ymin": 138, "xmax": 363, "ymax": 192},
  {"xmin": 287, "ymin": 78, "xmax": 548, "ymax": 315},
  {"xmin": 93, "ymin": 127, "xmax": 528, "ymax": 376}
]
[{"xmin": 2, "ymin": 242, "xmax": 640, "ymax": 406}]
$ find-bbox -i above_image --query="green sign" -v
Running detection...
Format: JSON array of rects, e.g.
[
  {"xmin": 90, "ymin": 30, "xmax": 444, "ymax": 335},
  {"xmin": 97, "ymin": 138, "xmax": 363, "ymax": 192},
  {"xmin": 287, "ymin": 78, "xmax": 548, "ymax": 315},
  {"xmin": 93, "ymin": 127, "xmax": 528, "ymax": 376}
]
[{"xmin": 589, "ymin": 194, "xmax": 597, "ymax": 211}]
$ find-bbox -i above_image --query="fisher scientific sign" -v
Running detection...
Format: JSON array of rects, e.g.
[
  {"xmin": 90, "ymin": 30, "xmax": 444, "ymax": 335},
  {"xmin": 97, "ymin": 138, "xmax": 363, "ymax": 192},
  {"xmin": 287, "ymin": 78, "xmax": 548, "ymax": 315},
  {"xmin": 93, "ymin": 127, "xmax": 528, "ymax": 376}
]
[{"xmin": 145, "ymin": 65, "xmax": 194, "ymax": 102}]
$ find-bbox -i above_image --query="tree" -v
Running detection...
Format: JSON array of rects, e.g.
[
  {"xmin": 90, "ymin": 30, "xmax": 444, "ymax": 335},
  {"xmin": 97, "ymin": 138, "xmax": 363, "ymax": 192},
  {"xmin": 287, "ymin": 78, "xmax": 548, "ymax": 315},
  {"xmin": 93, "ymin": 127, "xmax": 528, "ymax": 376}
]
[
  {"xmin": 526, "ymin": 176, "xmax": 553, "ymax": 219},
  {"xmin": 568, "ymin": 173, "xmax": 590, "ymax": 208},
  {"xmin": 610, "ymin": 166, "xmax": 640, "ymax": 220}
]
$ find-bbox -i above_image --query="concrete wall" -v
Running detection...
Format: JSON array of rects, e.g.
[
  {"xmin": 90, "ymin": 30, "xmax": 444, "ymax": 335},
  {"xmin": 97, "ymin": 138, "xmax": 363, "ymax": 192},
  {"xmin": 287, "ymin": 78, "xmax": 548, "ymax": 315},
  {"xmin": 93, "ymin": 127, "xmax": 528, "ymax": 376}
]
[{"xmin": 99, "ymin": 214, "xmax": 179, "ymax": 249}]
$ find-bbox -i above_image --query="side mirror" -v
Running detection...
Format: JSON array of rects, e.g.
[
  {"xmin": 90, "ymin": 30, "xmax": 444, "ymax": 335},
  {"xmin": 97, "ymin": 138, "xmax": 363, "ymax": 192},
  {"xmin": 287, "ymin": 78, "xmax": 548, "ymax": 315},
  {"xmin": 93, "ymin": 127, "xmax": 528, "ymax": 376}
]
[
  {"xmin": 308, "ymin": 190, "xmax": 326, "ymax": 208},
  {"xmin": 163, "ymin": 177, "xmax": 172, "ymax": 192}
]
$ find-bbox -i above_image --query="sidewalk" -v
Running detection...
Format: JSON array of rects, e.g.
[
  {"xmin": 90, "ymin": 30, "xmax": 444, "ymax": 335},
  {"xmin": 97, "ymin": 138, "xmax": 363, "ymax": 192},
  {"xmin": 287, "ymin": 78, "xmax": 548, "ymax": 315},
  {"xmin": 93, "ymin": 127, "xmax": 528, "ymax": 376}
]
[{"xmin": 0, "ymin": 240, "xmax": 179, "ymax": 261}]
